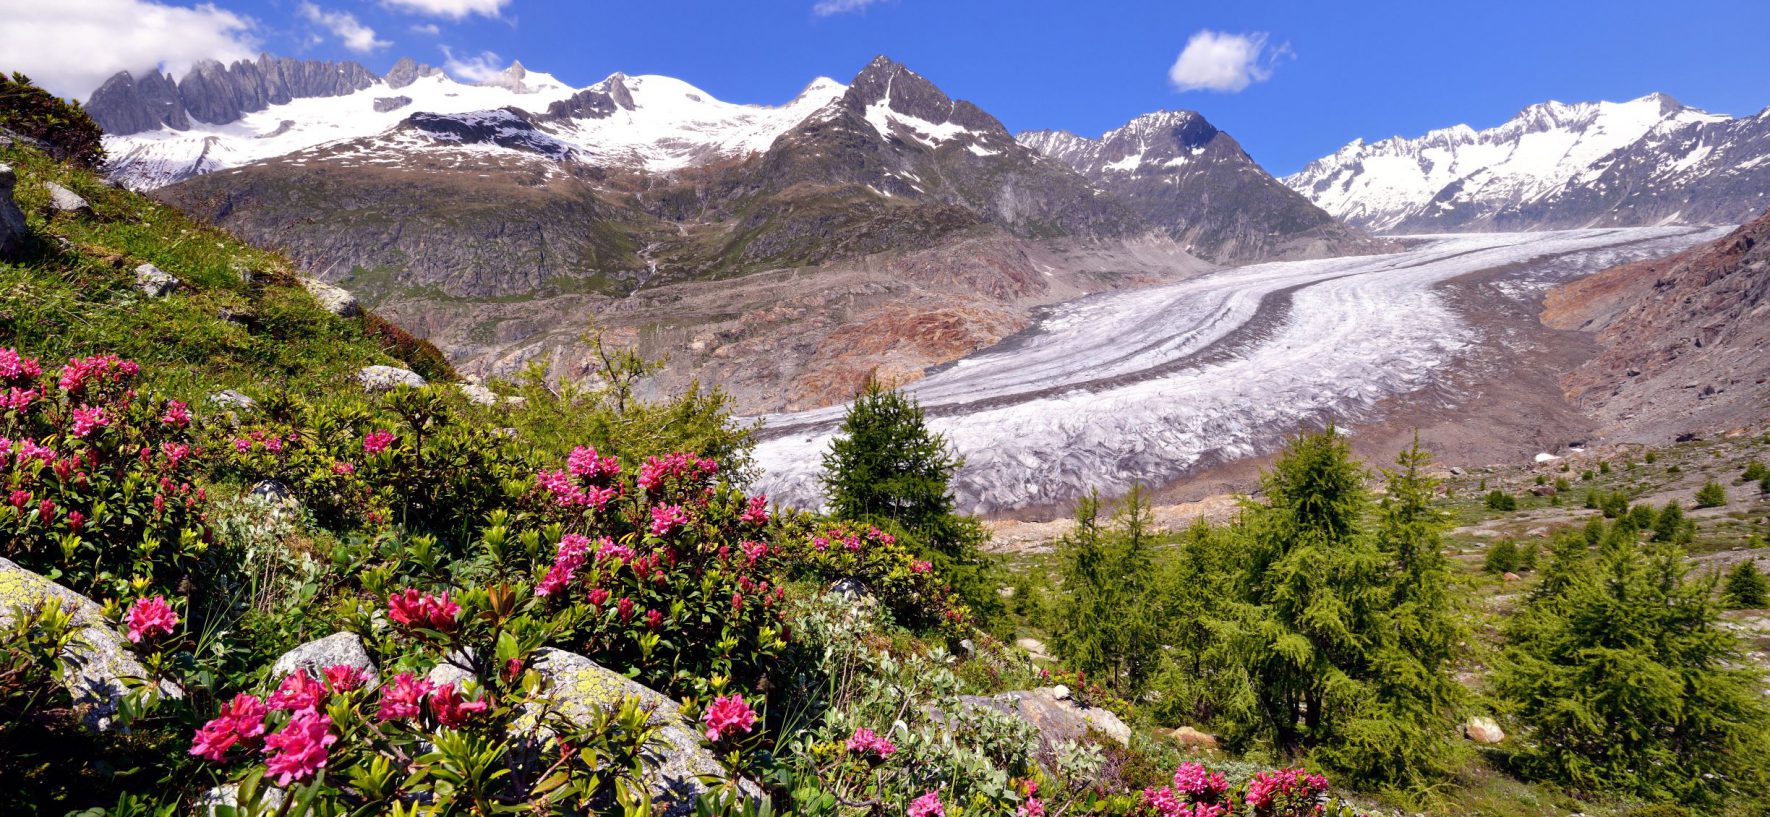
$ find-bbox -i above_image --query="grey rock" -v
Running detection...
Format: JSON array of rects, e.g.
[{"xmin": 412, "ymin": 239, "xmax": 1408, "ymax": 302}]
[
  {"xmin": 358, "ymin": 364, "xmax": 426, "ymax": 392},
  {"xmin": 524, "ymin": 648, "xmax": 761, "ymax": 814},
  {"xmin": 135, "ymin": 263, "xmax": 179, "ymax": 297},
  {"xmin": 427, "ymin": 648, "xmax": 477, "ymax": 688},
  {"xmin": 373, "ymin": 95, "xmax": 413, "ymax": 113},
  {"xmin": 384, "ymin": 57, "xmax": 443, "ymax": 90},
  {"xmin": 197, "ymin": 782, "xmax": 284, "ymax": 816},
  {"xmin": 298, "ymin": 276, "xmax": 360, "ymax": 317},
  {"xmin": 457, "ymin": 383, "xmax": 498, "ymax": 406},
  {"xmin": 0, "ymin": 558, "xmax": 183, "ymax": 731},
  {"xmin": 270, "ymin": 632, "xmax": 377, "ymax": 683},
  {"xmin": 957, "ymin": 686, "xmax": 1130, "ymax": 747},
  {"xmin": 45, "ymin": 182, "xmax": 92, "ymax": 215},
  {"xmin": 208, "ymin": 390, "xmax": 257, "ymax": 411},
  {"xmin": 0, "ymin": 164, "xmax": 25, "ymax": 259},
  {"xmin": 86, "ymin": 69, "xmax": 189, "ymax": 135},
  {"xmin": 247, "ymin": 480, "xmax": 303, "ymax": 523}
]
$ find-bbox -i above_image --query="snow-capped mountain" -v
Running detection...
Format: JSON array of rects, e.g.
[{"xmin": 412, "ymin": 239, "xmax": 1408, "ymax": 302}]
[
  {"xmin": 1284, "ymin": 93, "xmax": 1770, "ymax": 232},
  {"xmin": 91, "ymin": 55, "xmax": 849, "ymax": 190},
  {"xmin": 1020, "ymin": 111, "xmax": 1382, "ymax": 262}
]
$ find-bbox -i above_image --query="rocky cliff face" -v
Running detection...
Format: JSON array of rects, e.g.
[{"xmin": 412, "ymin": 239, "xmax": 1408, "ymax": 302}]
[
  {"xmin": 87, "ymin": 54, "xmax": 382, "ymax": 135},
  {"xmin": 1020, "ymin": 111, "xmax": 1383, "ymax": 262},
  {"xmin": 1285, "ymin": 93, "xmax": 1770, "ymax": 233},
  {"xmin": 1542, "ymin": 209, "xmax": 1770, "ymax": 440}
]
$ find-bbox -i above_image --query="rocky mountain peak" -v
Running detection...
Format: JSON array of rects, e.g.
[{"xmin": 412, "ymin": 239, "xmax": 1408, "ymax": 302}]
[
  {"xmin": 87, "ymin": 54, "xmax": 378, "ymax": 135},
  {"xmin": 841, "ymin": 56, "xmax": 1006, "ymax": 142},
  {"xmin": 384, "ymin": 57, "xmax": 444, "ymax": 89}
]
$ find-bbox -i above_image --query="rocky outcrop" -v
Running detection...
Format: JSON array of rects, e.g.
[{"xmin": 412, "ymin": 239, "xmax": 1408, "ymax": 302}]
[
  {"xmin": 525, "ymin": 648, "xmax": 758, "ymax": 813},
  {"xmin": 269, "ymin": 632, "xmax": 377, "ymax": 682},
  {"xmin": 87, "ymin": 55, "xmax": 378, "ymax": 135},
  {"xmin": 357, "ymin": 365, "xmax": 426, "ymax": 392},
  {"xmin": 383, "ymin": 57, "xmax": 443, "ymax": 90},
  {"xmin": 373, "ymin": 96, "xmax": 413, "ymax": 114},
  {"xmin": 1543, "ymin": 212, "xmax": 1770, "ymax": 440},
  {"xmin": 0, "ymin": 558, "xmax": 182, "ymax": 731},
  {"xmin": 135, "ymin": 263, "xmax": 179, "ymax": 297},
  {"xmin": 0, "ymin": 163, "xmax": 27, "ymax": 259},
  {"xmin": 1021, "ymin": 112, "xmax": 1383, "ymax": 263},
  {"xmin": 298, "ymin": 276, "xmax": 360, "ymax": 317},
  {"xmin": 956, "ymin": 686, "xmax": 1131, "ymax": 748}
]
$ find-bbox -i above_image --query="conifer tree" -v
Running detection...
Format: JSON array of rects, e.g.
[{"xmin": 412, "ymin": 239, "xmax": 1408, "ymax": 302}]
[
  {"xmin": 1721, "ymin": 559, "xmax": 1768, "ymax": 609},
  {"xmin": 1052, "ymin": 487, "xmax": 1165, "ymax": 692},
  {"xmin": 1497, "ymin": 525, "xmax": 1770, "ymax": 805}
]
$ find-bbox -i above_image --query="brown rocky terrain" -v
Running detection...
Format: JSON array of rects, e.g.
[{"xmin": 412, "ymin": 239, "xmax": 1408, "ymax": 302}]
[{"xmin": 1543, "ymin": 211, "xmax": 1770, "ymax": 442}]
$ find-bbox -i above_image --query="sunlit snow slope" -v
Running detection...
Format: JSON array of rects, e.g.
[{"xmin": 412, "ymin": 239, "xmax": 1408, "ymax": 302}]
[{"xmin": 752, "ymin": 227, "xmax": 1724, "ymax": 515}]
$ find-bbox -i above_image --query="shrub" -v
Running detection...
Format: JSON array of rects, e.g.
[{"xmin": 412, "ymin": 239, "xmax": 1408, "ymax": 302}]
[
  {"xmin": 0, "ymin": 73, "xmax": 104, "ymax": 170},
  {"xmin": 1695, "ymin": 480, "xmax": 1727, "ymax": 509},
  {"xmin": 1645, "ymin": 451, "xmax": 1659, "ymax": 464},
  {"xmin": 1722, "ymin": 560, "xmax": 1769, "ymax": 609},
  {"xmin": 1485, "ymin": 489, "xmax": 1517, "ymax": 511},
  {"xmin": 1599, "ymin": 461, "xmax": 1611, "ymax": 475},
  {"xmin": 1743, "ymin": 461, "xmax": 1768, "ymax": 482},
  {"xmin": 1484, "ymin": 539, "xmax": 1521, "ymax": 574}
]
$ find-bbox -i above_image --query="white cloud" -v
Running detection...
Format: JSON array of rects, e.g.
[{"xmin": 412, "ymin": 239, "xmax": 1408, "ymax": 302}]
[
  {"xmin": 410, "ymin": 23, "xmax": 442, "ymax": 35},
  {"xmin": 298, "ymin": 3, "xmax": 390, "ymax": 54},
  {"xmin": 812, "ymin": 0, "xmax": 887, "ymax": 16},
  {"xmin": 439, "ymin": 46, "xmax": 505, "ymax": 82},
  {"xmin": 381, "ymin": 0, "xmax": 510, "ymax": 20},
  {"xmin": 0, "ymin": 0, "xmax": 259, "ymax": 100},
  {"xmin": 1167, "ymin": 30, "xmax": 1290, "ymax": 93}
]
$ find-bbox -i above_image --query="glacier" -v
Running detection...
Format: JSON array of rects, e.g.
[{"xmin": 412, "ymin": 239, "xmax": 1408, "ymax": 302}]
[{"xmin": 751, "ymin": 227, "xmax": 1725, "ymax": 515}]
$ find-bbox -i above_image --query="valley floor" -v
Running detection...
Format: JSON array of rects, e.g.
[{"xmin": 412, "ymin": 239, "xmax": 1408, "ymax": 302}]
[{"xmin": 754, "ymin": 227, "xmax": 1727, "ymax": 517}]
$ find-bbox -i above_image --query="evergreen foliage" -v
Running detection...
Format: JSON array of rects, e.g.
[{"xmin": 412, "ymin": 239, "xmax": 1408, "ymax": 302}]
[
  {"xmin": 1721, "ymin": 560, "xmax": 1769, "ymax": 609},
  {"xmin": 1484, "ymin": 540, "xmax": 1521, "ymax": 574},
  {"xmin": 1694, "ymin": 479, "xmax": 1727, "ymax": 509},
  {"xmin": 1051, "ymin": 486, "xmax": 1164, "ymax": 692},
  {"xmin": 1484, "ymin": 490, "xmax": 1517, "ymax": 511},
  {"xmin": 1496, "ymin": 520, "xmax": 1770, "ymax": 805}
]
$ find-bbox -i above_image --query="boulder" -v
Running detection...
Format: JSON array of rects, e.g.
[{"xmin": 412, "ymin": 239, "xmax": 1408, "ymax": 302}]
[
  {"xmin": 298, "ymin": 277, "xmax": 360, "ymax": 318},
  {"xmin": 0, "ymin": 163, "xmax": 28, "ymax": 259},
  {"xmin": 208, "ymin": 390, "xmax": 257, "ymax": 411},
  {"xmin": 1502, "ymin": 571, "xmax": 1522, "ymax": 582},
  {"xmin": 198, "ymin": 781, "xmax": 284, "ymax": 816},
  {"xmin": 427, "ymin": 648, "xmax": 476, "ymax": 688},
  {"xmin": 135, "ymin": 263, "xmax": 179, "ymax": 297},
  {"xmin": 1170, "ymin": 725, "xmax": 1219, "ymax": 752},
  {"xmin": 525, "ymin": 648, "xmax": 760, "ymax": 814},
  {"xmin": 458, "ymin": 383, "xmax": 498, "ymax": 406},
  {"xmin": 0, "ymin": 558, "xmax": 182, "ymax": 731},
  {"xmin": 45, "ymin": 181, "xmax": 91, "ymax": 215},
  {"xmin": 1464, "ymin": 715, "xmax": 1505, "ymax": 744},
  {"xmin": 1015, "ymin": 637, "xmax": 1052, "ymax": 661},
  {"xmin": 358, "ymin": 364, "xmax": 426, "ymax": 392},
  {"xmin": 957, "ymin": 686, "xmax": 1130, "ymax": 747},
  {"xmin": 269, "ymin": 632, "xmax": 377, "ymax": 683}
]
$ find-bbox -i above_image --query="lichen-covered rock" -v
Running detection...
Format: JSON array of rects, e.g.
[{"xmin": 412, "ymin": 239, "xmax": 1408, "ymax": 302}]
[
  {"xmin": 957, "ymin": 686, "xmax": 1130, "ymax": 747},
  {"xmin": 0, "ymin": 558, "xmax": 182, "ymax": 731},
  {"xmin": 358, "ymin": 364, "xmax": 426, "ymax": 392},
  {"xmin": 427, "ymin": 648, "xmax": 476, "ymax": 687},
  {"xmin": 1170, "ymin": 725, "xmax": 1219, "ymax": 752},
  {"xmin": 45, "ymin": 181, "xmax": 91, "ymax": 215},
  {"xmin": 135, "ymin": 263, "xmax": 179, "ymax": 297},
  {"xmin": 525, "ymin": 648, "xmax": 758, "ymax": 814},
  {"xmin": 298, "ymin": 276, "xmax": 360, "ymax": 318},
  {"xmin": 208, "ymin": 389, "xmax": 257, "ymax": 411},
  {"xmin": 0, "ymin": 163, "xmax": 28, "ymax": 259},
  {"xmin": 269, "ymin": 632, "xmax": 377, "ymax": 683}
]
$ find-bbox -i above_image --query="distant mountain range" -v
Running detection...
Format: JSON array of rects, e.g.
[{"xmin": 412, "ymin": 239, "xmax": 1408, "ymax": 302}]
[{"xmin": 1285, "ymin": 93, "xmax": 1770, "ymax": 233}]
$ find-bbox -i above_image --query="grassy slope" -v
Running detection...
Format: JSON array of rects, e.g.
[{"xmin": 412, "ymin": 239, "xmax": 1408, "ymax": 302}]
[{"xmin": 0, "ymin": 141, "xmax": 449, "ymax": 400}]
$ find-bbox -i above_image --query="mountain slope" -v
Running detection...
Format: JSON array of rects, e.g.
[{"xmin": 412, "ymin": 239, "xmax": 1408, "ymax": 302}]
[
  {"xmin": 1285, "ymin": 93, "xmax": 1770, "ymax": 233},
  {"xmin": 1542, "ymin": 208, "xmax": 1770, "ymax": 439},
  {"xmin": 1020, "ymin": 111, "xmax": 1383, "ymax": 262}
]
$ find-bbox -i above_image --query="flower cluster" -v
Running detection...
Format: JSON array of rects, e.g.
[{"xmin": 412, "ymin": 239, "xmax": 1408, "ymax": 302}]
[
  {"xmin": 1244, "ymin": 769, "xmax": 1328, "ymax": 814},
  {"xmin": 637, "ymin": 452, "xmax": 717, "ymax": 494},
  {"xmin": 57, "ymin": 353, "xmax": 138, "ymax": 393},
  {"xmin": 845, "ymin": 726, "xmax": 896, "ymax": 761},
  {"xmin": 124, "ymin": 596, "xmax": 178, "ymax": 644},
  {"xmin": 387, "ymin": 589, "xmax": 460, "ymax": 632},
  {"xmin": 362, "ymin": 429, "xmax": 396, "ymax": 455},
  {"xmin": 701, "ymin": 693, "xmax": 757, "ymax": 742},
  {"xmin": 649, "ymin": 503, "xmax": 689, "ymax": 537},
  {"xmin": 908, "ymin": 792, "xmax": 946, "ymax": 817}
]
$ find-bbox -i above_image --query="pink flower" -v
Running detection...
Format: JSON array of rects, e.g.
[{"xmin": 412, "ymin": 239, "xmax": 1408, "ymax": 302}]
[
  {"xmin": 649, "ymin": 503, "xmax": 689, "ymax": 537},
  {"xmin": 262, "ymin": 708, "xmax": 336, "ymax": 786},
  {"xmin": 160, "ymin": 442, "xmax": 191, "ymax": 468},
  {"xmin": 65, "ymin": 510, "xmax": 84, "ymax": 532},
  {"xmin": 908, "ymin": 792, "xmax": 945, "ymax": 817},
  {"xmin": 646, "ymin": 608, "xmax": 663, "ymax": 629},
  {"xmin": 1244, "ymin": 769, "xmax": 1328, "ymax": 810},
  {"xmin": 323, "ymin": 665, "xmax": 369, "ymax": 692},
  {"xmin": 587, "ymin": 587, "xmax": 610, "ymax": 607},
  {"xmin": 189, "ymin": 693, "xmax": 269, "ymax": 762},
  {"xmin": 701, "ymin": 694, "xmax": 757, "ymax": 742},
  {"xmin": 376, "ymin": 672, "xmax": 434, "ymax": 722},
  {"xmin": 330, "ymin": 461, "xmax": 356, "ymax": 476},
  {"xmin": 1, "ymin": 388, "xmax": 38, "ymax": 411},
  {"xmin": 637, "ymin": 452, "xmax": 718, "ymax": 493},
  {"xmin": 846, "ymin": 727, "xmax": 897, "ymax": 760},
  {"xmin": 428, "ymin": 683, "xmax": 489, "ymax": 728},
  {"xmin": 1172, "ymin": 762, "xmax": 1228, "ymax": 800},
  {"xmin": 1143, "ymin": 787, "xmax": 1182, "ymax": 817},
  {"xmin": 567, "ymin": 445, "xmax": 620, "ymax": 479},
  {"xmin": 362, "ymin": 429, "xmax": 396, "ymax": 454},
  {"xmin": 911, "ymin": 560, "xmax": 933, "ymax": 575},
  {"xmin": 268, "ymin": 670, "xmax": 328, "ymax": 711},
  {"xmin": 160, "ymin": 400, "xmax": 190, "ymax": 427},
  {"xmin": 740, "ymin": 540, "xmax": 768, "ymax": 564},
  {"xmin": 595, "ymin": 537, "xmax": 634, "ymax": 564},
  {"xmin": 617, "ymin": 596, "xmax": 635, "ymax": 623},
  {"xmin": 57, "ymin": 354, "xmax": 137, "ymax": 393},
  {"xmin": 387, "ymin": 588, "xmax": 459, "ymax": 632},
  {"xmin": 536, "ymin": 534, "xmax": 595, "ymax": 598},
  {"xmin": 0, "ymin": 347, "xmax": 42, "ymax": 384},
  {"xmin": 740, "ymin": 495, "xmax": 769, "ymax": 525},
  {"xmin": 124, "ymin": 596, "xmax": 178, "ymax": 643},
  {"xmin": 70, "ymin": 405, "xmax": 110, "ymax": 438},
  {"xmin": 1020, "ymin": 799, "xmax": 1046, "ymax": 817}
]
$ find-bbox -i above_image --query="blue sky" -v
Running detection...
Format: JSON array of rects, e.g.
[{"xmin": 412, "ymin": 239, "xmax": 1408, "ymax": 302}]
[{"xmin": 8, "ymin": 0, "xmax": 1770, "ymax": 174}]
